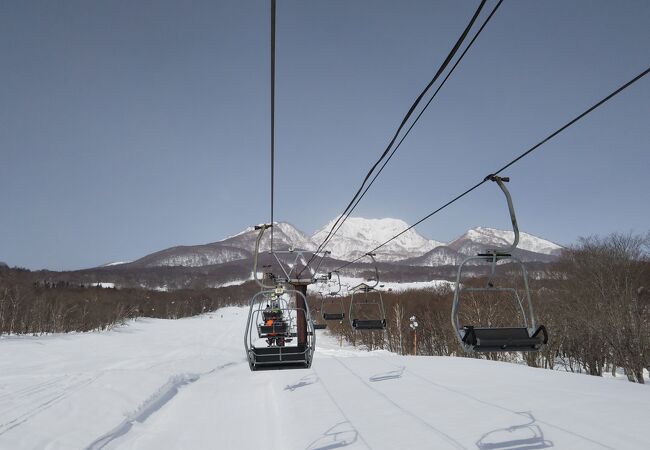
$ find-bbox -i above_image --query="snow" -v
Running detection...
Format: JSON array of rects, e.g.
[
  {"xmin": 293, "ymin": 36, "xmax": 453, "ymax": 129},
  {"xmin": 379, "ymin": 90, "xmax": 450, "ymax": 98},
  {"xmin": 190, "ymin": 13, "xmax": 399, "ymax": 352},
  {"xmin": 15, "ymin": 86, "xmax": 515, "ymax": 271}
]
[
  {"xmin": 90, "ymin": 282, "xmax": 116, "ymax": 289},
  {"xmin": 215, "ymin": 279, "xmax": 250, "ymax": 288},
  {"xmin": 101, "ymin": 261, "xmax": 130, "ymax": 267},
  {"xmin": 466, "ymin": 227, "xmax": 562, "ymax": 255},
  {"xmin": 312, "ymin": 217, "xmax": 444, "ymax": 262},
  {"xmin": 1, "ymin": 307, "xmax": 648, "ymax": 449},
  {"xmin": 309, "ymin": 276, "xmax": 454, "ymax": 294}
]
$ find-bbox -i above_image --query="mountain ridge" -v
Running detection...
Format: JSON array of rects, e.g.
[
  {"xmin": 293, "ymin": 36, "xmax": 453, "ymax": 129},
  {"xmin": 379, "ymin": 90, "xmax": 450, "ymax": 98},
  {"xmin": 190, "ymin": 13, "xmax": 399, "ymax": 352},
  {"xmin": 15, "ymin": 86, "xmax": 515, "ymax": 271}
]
[{"xmin": 118, "ymin": 217, "xmax": 562, "ymax": 269}]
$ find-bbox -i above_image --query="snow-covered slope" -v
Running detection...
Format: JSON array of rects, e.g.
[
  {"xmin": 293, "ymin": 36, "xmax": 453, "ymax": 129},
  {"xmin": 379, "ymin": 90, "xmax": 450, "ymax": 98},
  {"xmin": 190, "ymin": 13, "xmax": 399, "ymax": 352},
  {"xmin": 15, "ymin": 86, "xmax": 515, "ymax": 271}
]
[
  {"xmin": 402, "ymin": 245, "xmax": 463, "ymax": 267},
  {"xmin": 1, "ymin": 307, "xmax": 648, "ymax": 450},
  {"xmin": 312, "ymin": 217, "xmax": 443, "ymax": 262}
]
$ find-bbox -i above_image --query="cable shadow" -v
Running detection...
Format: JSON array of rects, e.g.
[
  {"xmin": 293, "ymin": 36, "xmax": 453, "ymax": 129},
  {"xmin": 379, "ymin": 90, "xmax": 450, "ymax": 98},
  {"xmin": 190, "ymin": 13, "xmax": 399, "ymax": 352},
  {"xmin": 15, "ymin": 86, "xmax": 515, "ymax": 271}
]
[
  {"xmin": 476, "ymin": 412, "xmax": 553, "ymax": 450},
  {"xmin": 305, "ymin": 421, "xmax": 359, "ymax": 450},
  {"xmin": 285, "ymin": 374, "xmax": 318, "ymax": 392},
  {"xmin": 376, "ymin": 355, "xmax": 613, "ymax": 449},
  {"xmin": 369, "ymin": 366, "xmax": 405, "ymax": 382}
]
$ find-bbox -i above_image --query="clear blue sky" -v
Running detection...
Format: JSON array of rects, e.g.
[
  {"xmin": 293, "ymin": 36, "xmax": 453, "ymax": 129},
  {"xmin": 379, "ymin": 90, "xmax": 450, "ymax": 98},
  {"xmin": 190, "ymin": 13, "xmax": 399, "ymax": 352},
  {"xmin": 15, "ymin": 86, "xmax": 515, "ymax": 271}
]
[{"xmin": 1, "ymin": 0, "xmax": 648, "ymax": 270}]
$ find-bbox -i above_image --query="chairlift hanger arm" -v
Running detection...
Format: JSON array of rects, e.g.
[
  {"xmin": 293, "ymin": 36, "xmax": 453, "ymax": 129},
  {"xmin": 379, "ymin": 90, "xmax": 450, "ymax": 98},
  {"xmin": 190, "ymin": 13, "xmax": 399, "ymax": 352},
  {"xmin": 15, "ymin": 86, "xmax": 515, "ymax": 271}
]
[
  {"xmin": 484, "ymin": 175, "xmax": 519, "ymax": 254},
  {"xmin": 253, "ymin": 224, "xmax": 277, "ymax": 289},
  {"xmin": 270, "ymin": 249, "xmax": 329, "ymax": 284},
  {"xmin": 328, "ymin": 271, "xmax": 342, "ymax": 295},
  {"xmin": 365, "ymin": 253, "xmax": 380, "ymax": 289},
  {"xmin": 350, "ymin": 253, "xmax": 379, "ymax": 291}
]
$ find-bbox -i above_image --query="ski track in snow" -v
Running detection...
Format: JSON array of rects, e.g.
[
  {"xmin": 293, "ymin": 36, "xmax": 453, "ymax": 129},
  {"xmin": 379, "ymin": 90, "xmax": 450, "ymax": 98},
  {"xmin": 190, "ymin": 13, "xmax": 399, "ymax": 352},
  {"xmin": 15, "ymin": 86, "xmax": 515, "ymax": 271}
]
[
  {"xmin": 1, "ymin": 307, "xmax": 649, "ymax": 449},
  {"xmin": 85, "ymin": 362, "xmax": 238, "ymax": 450},
  {"xmin": 0, "ymin": 374, "xmax": 100, "ymax": 437}
]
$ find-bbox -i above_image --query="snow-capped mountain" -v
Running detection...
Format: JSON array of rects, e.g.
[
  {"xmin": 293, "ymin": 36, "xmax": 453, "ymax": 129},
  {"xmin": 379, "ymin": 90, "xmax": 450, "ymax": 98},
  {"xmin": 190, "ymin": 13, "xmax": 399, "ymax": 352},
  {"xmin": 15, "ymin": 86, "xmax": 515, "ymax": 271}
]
[
  {"xmin": 127, "ymin": 222, "xmax": 314, "ymax": 268},
  {"xmin": 404, "ymin": 227, "xmax": 562, "ymax": 267},
  {"xmin": 311, "ymin": 217, "xmax": 443, "ymax": 262},
  {"xmin": 447, "ymin": 227, "xmax": 562, "ymax": 257},
  {"xmin": 121, "ymin": 218, "xmax": 562, "ymax": 269}
]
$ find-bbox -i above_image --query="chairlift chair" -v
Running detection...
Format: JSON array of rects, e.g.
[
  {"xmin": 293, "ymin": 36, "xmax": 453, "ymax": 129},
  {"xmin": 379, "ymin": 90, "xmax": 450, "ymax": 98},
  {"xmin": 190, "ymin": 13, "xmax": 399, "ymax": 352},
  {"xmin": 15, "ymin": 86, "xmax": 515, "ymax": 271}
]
[
  {"xmin": 321, "ymin": 271, "xmax": 346, "ymax": 322},
  {"xmin": 244, "ymin": 224, "xmax": 316, "ymax": 371},
  {"xmin": 451, "ymin": 176, "xmax": 548, "ymax": 352},
  {"xmin": 312, "ymin": 292, "xmax": 328, "ymax": 330},
  {"xmin": 349, "ymin": 254, "xmax": 387, "ymax": 330},
  {"xmin": 245, "ymin": 287, "xmax": 315, "ymax": 371}
]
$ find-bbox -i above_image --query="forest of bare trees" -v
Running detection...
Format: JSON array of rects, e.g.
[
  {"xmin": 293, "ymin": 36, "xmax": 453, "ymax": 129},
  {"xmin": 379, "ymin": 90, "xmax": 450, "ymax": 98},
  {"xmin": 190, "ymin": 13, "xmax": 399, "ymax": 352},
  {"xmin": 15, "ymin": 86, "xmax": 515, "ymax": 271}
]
[{"xmin": 0, "ymin": 266, "xmax": 254, "ymax": 335}]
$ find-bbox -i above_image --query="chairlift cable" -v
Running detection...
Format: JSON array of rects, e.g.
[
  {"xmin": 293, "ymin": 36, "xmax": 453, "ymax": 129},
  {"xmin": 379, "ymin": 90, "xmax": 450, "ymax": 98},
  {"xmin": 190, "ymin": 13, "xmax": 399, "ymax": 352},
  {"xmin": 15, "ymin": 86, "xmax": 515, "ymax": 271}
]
[
  {"xmin": 303, "ymin": 0, "xmax": 489, "ymax": 273},
  {"xmin": 334, "ymin": 65, "xmax": 650, "ymax": 271},
  {"xmin": 319, "ymin": 0, "xmax": 504, "ymax": 254},
  {"xmin": 270, "ymin": 0, "xmax": 276, "ymax": 250}
]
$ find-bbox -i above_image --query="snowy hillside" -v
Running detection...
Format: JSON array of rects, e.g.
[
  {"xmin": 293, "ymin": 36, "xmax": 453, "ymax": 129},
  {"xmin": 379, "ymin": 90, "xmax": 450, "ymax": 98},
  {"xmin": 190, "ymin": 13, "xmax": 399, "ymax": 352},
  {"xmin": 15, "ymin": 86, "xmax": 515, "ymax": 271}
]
[
  {"xmin": 127, "ymin": 222, "xmax": 314, "ymax": 268},
  {"xmin": 1, "ymin": 307, "xmax": 648, "ymax": 450}
]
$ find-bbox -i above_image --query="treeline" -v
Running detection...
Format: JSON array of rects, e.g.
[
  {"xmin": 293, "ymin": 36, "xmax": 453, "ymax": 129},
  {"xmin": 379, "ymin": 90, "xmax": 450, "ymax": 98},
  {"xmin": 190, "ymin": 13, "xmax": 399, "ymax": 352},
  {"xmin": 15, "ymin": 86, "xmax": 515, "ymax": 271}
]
[
  {"xmin": 312, "ymin": 232, "xmax": 650, "ymax": 384},
  {"xmin": 0, "ymin": 266, "xmax": 255, "ymax": 335}
]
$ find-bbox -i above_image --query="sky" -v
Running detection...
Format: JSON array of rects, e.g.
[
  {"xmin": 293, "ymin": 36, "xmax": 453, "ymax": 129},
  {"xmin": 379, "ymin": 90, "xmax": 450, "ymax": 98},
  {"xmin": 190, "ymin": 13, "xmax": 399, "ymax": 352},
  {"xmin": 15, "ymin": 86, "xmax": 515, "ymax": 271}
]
[{"xmin": 0, "ymin": 0, "xmax": 648, "ymax": 270}]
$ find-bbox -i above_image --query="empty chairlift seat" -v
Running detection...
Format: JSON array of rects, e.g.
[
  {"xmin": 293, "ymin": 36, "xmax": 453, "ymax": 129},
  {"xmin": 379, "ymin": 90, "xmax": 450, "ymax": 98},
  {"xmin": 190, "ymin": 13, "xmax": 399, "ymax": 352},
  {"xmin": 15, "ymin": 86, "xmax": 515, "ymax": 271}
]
[
  {"xmin": 321, "ymin": 273, "xmax": 346, "ymax": 322},
  {"xmin": 461, "ymin": 325, "xmax": 548, "ymax": 352},
  {"xmin": 450, "ymin": 175, "xmax": 549, "ymax": 354},
  {"xmin": 323, "ymin": 312, "xmax": 345, "ymax": 321},
  {"xmin": 352, "ymin": 318, "xmax": 386, "ymax": 330}
]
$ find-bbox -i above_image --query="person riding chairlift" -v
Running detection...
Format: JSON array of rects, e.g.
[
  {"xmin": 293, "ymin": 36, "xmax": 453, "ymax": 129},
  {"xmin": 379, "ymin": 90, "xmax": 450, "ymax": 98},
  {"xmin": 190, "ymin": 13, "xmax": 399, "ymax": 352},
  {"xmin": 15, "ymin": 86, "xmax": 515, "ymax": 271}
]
[{"xmin": 263, "ymin": 300, "xmax": 285, "ymax": 347}]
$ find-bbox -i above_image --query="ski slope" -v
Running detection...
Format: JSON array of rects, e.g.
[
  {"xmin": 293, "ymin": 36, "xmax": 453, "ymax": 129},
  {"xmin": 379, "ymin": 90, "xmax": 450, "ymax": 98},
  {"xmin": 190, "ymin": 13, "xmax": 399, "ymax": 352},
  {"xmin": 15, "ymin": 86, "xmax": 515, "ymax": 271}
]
[{"xmin": 1, "ymin": 307, "xmax": 648, "ymax": 450}]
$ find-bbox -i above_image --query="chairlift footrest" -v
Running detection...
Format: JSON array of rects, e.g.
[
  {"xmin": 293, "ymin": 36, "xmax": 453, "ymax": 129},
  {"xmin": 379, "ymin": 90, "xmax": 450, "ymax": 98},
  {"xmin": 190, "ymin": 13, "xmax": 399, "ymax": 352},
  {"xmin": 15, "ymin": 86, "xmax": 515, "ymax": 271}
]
[{"xmin": 249, "ymin": 345, "xmax": 312, "ymax": 371}]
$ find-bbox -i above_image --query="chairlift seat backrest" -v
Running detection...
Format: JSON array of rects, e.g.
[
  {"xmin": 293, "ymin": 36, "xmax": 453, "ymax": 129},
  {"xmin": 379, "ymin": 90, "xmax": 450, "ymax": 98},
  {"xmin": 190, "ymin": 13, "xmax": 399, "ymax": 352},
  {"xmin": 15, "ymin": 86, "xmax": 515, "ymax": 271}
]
[
  {"xmin": 352, "ymin": 319, "xmax": 386, "ymax": 330},
  {"xmin": 258, "ymin": 321, "xmax": 289, "ymax": 335},
  {"xmin": 323, "ymin": 312, "xmax": 345, "ymax": 321}
]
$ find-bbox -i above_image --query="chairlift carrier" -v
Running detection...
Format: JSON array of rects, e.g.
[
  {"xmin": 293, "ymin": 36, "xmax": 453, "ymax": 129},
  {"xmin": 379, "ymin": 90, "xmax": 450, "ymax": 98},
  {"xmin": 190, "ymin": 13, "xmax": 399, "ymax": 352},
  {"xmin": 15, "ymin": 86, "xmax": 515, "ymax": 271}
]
[
  {"xmin": 349, "ymin": 254, "xmax": 387, "ymax": 330},
  {"xmin": 451, "ymin": 176, "xmax": 548, "ymax": 352},
  {"xmin": 244, "ymin": 224, "xmax": 318, "ymax": 371},
  {"xmin": 321, "ymin": 271, "xmax": 346, "ymax": 322}
]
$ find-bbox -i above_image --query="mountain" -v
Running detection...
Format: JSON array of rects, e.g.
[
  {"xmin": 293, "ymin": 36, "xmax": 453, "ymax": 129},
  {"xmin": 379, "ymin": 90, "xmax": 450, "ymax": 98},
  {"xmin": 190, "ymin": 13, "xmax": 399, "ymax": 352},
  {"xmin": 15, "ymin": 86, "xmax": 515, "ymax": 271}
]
[
  {"xmin": 448, "ymin": 227, "xmax": 562, "ymax": 257},
  {"xmin": 114, "ymin": 218, "xmax": 562, "ymax": 271},
  {"xmin": 404, "ymin": 227, "xmax": 562, "ymax": 267},
  {"xmin": 311, "ymin": 217, "xmax": 443, "ymax": 262},
  {"xmin": 126, "ymin": 222, "xmax": 314, "ymax": 268}
]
